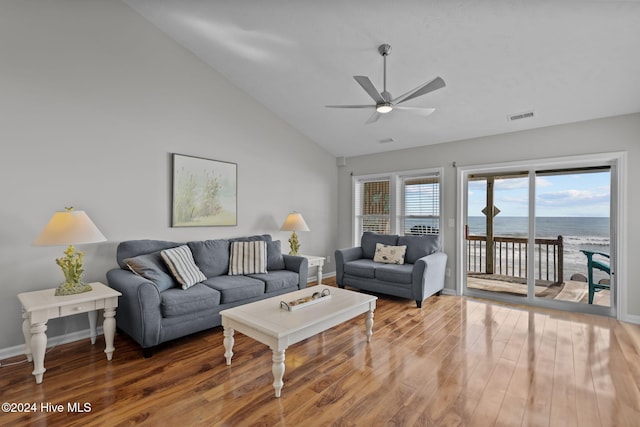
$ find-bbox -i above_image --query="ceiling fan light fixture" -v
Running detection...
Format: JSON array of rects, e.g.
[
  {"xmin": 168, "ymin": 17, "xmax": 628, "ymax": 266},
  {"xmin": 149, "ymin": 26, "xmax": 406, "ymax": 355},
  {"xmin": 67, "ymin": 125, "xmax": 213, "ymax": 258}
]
[
  {"xmin": 327, "ymin": 44, "xmax": 445, "ymax": 124},
  {"xmin": 376, "ymin": 104, "xmax": 393, "ymax": 114}
]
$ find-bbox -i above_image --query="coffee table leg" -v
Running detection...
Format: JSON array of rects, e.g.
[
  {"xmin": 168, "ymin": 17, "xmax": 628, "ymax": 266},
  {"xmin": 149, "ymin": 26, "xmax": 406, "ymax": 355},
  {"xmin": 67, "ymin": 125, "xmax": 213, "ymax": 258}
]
[
  {"xmin": 272, "ymin": 349, "xmax": 285, "ymax": 398},
  {"xmin": 223, "ymin": 328, "xmax": 234, "ymax": 365},
  {"xmin": 366, "ymin": 309, "xmax": 374, "ymax": 343}
]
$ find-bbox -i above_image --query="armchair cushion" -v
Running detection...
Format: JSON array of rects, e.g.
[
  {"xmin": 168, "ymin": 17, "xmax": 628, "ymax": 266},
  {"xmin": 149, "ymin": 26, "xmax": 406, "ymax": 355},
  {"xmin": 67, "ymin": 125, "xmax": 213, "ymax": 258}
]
[
  {"xmin": 361, "ymin": 232, "xmax": 399, "ymax": 259},
  {"xmin": 344, "ymin": 259, "xmax": 377, "ymax": 278},
  {"xmin": 375, "ymin": 263, "xmax": 413, "ymax": 284},
  {"xmin": 398, "ymin": 234, "xmax": 440, "ymax": 263}
]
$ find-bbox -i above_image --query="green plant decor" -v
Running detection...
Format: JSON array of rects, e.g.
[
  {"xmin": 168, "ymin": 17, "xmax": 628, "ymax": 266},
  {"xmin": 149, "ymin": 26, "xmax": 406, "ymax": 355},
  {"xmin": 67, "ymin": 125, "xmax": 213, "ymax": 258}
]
[
  {"xmin": 54, "ymin": 245, "xmax": 92, "ymax": 296},
  {"xmin": 288, "ymin": 231, "xmax": 301, "ymax": 255}
]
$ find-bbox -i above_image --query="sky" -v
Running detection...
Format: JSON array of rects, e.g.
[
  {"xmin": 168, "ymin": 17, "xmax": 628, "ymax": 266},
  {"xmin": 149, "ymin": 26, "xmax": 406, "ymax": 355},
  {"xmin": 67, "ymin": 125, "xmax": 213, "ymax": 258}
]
[{"xmin": 468, "ymin": 171, "xmax": 611, "ymax": 217}]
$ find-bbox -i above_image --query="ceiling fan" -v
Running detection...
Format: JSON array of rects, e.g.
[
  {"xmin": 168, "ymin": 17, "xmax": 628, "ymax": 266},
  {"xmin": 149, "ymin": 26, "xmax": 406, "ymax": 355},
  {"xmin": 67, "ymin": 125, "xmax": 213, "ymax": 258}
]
[{"xmin": 326, "ymin": 44, "xmax": 445, "ymax": 124}]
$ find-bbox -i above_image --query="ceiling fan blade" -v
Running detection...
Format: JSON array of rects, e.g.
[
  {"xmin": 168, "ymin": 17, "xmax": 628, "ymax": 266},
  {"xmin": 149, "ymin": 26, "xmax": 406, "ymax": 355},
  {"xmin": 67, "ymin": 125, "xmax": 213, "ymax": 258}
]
[
  {"xmin": 354, "ymin": 76, "xmax": 385, "ymax": 104},
  {"xmin": 393, "ymin": 106, "xmax": 436, "ymax": 116},
  {"xmin": 325, "ymin": 104, "xmax": 375, "ymax": 108},
  {"xmin": 365, "ymin": 110, "xmax": 382, "ymax": 124},
  {"xmin": 393, "ymin": 76, "xmax": 446, "ymax": 105}
]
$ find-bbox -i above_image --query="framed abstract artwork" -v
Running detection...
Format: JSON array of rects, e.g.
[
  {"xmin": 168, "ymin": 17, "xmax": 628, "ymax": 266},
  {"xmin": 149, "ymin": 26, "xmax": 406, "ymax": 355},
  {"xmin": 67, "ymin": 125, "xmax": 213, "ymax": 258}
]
[{"xmin": 171, "ymin": 153, "xmax": 237, "ymax": 227}]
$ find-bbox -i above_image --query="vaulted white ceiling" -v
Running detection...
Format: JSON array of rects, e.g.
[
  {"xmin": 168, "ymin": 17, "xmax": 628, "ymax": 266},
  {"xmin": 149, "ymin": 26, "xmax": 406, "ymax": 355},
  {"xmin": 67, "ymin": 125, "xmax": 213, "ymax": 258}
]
[{"xmin": 125, "ymin": 0, "xmax": 640, "ymax": 157}]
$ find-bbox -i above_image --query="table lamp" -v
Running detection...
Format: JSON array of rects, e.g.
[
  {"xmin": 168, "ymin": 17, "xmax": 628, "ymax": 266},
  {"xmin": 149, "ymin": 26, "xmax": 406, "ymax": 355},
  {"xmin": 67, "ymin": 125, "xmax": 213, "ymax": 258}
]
[
  {"xmin": 280, "ymin": 212, "xmax": 310, "ymax": 255},
  {"xmin": 34, "ymin": 207, "xmax": 107, "ymax": 296}
]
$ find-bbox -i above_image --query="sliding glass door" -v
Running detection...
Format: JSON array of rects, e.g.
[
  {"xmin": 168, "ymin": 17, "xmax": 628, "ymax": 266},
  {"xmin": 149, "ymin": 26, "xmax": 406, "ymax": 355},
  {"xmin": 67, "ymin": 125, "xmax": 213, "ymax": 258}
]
[
  {"xmin": 534, "ymin": 167, "xmax": 612, "ymax": 308},
  {"xmin": 466, "ymin": 171, "xmax": 530, "ymax": 298},
  {"xmin": 460, "ymin": 156, "xmax": 617, "ymax": 317}
]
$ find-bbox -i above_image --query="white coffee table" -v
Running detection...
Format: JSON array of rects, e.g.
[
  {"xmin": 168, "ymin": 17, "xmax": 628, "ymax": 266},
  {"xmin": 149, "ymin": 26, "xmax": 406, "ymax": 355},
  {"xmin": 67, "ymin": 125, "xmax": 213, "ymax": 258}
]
[{"xmin": 220, "ymin": 287, "xmax": 377, "ymax": 397}]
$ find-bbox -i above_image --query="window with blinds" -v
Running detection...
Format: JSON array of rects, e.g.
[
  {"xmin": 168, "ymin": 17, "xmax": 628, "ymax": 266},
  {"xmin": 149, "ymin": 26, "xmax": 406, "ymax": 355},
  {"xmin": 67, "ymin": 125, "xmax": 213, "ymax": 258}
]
[
  {"xmin": 353, "ymin": 169, "xmax": 441, "ymax": 242},
  {"xmin": 355, "ymin": 180, "xmax": 390, "ymax": 234},
  {"xmin": 401, "ymin": 176, "xmax": 440, "ymax": 235}
]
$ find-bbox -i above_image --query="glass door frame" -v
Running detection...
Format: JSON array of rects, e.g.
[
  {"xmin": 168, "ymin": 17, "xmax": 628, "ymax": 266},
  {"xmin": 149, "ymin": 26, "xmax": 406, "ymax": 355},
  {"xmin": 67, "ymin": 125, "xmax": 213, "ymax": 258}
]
[{"xmin": 456, "ymin": 152, "xmax": 627, "ymax": 319}]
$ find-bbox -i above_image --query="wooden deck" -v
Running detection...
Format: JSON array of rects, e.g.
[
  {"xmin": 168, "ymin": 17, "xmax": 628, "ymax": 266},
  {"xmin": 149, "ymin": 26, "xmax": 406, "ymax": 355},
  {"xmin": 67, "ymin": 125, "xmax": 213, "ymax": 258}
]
[{"xmin": 467, "ymin": 275, "xmax": 611, "ymax": 307}]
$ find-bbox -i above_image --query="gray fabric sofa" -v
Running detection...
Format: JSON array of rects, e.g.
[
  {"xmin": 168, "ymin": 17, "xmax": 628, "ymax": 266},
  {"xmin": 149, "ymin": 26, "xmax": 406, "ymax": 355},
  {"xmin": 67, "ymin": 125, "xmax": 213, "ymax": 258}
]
[
  {"xmin": 106, "ymin": 234, "xmax": 308, "ymax": 357},
  {"xmin": 335, "ymin": 232, "xmax": 447, "ymax": 308}
]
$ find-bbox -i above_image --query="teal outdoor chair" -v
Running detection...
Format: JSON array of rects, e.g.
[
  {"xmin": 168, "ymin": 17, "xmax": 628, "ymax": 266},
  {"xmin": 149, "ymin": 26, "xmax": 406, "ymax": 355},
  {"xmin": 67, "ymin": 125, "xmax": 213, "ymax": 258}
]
[{"xmin": 581, "ymin": 250, "xmax": 610, "ymax": 304}]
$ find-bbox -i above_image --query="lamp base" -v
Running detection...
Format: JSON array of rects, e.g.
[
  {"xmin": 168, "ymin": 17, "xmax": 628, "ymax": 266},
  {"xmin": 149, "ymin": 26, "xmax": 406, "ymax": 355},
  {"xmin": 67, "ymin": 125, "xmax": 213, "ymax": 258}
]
[
  {"xmin": 55, "ymin": 282, "xmax": 93, "ymax": 296},
  {"xmin": 288, "ymin": 231, "xmax": 301, "ymax": 256}
]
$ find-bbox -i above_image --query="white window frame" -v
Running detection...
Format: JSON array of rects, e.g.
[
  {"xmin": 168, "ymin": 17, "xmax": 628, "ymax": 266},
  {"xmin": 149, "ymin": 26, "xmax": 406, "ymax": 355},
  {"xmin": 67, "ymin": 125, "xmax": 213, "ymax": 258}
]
[{"xmin": 352, "ymin": 167, "xmax": 444, "ymax": 246}]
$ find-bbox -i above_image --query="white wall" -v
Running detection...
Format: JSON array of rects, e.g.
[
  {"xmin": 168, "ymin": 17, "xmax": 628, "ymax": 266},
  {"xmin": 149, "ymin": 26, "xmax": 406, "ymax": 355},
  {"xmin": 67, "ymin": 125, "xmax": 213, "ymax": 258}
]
[
  {"xmin": 337, "ymin": 113, "xmax": 640, "ymax": 320},
  {"xmin": 0, "ymin": 0, "xmax": 337, "ymax": 351}
]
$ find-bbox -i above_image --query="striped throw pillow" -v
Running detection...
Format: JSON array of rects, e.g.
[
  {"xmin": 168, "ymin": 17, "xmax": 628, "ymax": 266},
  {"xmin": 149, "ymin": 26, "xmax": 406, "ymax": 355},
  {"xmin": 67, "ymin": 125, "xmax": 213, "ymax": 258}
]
[
  {"xmin": 228, "ymin": 240, "xmax": 267, "ymax": 275},
  {"xmin": 160, "ymin": 245, "xmax": 207, "ymax": 290}
]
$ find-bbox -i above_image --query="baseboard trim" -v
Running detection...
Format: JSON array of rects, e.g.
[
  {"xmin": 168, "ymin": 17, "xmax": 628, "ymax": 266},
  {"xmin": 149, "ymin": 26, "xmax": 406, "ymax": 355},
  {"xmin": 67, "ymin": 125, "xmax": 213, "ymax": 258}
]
[
  {"xmin": 621, "ymin": 313, "xmax": 640, "ymax": 325},
  {"xmin": 441, "ymin": 288, "xmax": 457, "ymax": 296},
  {"xmin": 307, "ymin": 272, "xmax": 336, "ymax": 283},
  {"xmin": 0, "ymin": 327, "xmax": 104, "ymax": 362}
]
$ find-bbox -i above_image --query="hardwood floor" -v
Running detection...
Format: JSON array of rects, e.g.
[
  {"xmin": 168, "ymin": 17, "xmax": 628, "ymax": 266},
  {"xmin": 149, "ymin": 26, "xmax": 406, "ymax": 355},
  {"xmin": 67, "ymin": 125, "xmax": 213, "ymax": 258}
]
[{"xmin": 2, "ymin": 278, "xmax": 639, "ymax": 426}]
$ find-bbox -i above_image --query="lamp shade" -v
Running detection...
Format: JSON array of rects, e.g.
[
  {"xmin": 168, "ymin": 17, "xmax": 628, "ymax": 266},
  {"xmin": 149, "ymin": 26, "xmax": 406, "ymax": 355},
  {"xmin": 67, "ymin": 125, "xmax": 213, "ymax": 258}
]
[
  {"xmin": 280, "ymin": 212, "xmax": 310, "ymax": 232},
  {"xmin": 34, "ymin": 210, "xmax": 106, "ymax": 246}
]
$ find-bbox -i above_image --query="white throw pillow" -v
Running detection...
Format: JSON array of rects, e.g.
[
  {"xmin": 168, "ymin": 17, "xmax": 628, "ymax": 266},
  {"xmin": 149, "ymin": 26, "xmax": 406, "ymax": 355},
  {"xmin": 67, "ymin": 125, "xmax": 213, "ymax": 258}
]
[
  {"xmin": 229, "ymin": 240, "xmax": 267, "ymax": 275},
  {"xmin": 161, "ymin": 245, "xmax": 207, "ymax": 290},
  {"xmin": 373, "ymin": 243, "xmax": 407, "ymax": 265}
]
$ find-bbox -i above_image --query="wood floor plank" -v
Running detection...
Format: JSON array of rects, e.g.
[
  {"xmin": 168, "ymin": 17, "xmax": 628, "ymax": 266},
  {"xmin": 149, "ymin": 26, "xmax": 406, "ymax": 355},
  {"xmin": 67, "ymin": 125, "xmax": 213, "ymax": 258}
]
[{"xmin": 1, "ymin": 279, "xmax": 639, "ymax": 426}]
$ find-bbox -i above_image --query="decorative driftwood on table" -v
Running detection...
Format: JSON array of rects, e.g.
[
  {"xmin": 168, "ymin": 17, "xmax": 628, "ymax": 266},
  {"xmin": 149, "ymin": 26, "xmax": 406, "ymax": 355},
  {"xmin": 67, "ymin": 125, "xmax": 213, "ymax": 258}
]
[{"xmin": 280, "ymin": 288, "xmax": 331, "ymax": 311}]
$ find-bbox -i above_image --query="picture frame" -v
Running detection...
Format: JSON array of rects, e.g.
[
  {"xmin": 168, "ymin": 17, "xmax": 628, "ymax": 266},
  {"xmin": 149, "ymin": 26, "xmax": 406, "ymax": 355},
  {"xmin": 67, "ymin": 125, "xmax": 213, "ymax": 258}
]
[{"xmin": 171, "ymin": 153, "xmax": 237, "ymax": 227}]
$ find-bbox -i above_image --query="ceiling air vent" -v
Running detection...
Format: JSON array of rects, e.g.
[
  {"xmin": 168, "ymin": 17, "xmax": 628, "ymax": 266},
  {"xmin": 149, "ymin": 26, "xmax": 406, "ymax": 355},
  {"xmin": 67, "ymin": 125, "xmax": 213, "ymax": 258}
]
[
  {"xmin": 508, "ymin": 111, "xmax": 535, "ymax": 121},
  {"xmin": 378, "ymin": 138, "xmax": 395, "ymax": 144}
]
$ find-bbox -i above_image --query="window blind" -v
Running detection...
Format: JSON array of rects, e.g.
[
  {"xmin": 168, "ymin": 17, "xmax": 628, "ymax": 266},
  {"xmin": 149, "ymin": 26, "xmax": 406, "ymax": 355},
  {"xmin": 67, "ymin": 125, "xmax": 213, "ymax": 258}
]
[
  {"xmin": 402, "ymin": 176, "xmax": 440, "ymax": 235},
  {"xmin": 355, "ymin": 180, "xmax": 390, "ymax": 234}
]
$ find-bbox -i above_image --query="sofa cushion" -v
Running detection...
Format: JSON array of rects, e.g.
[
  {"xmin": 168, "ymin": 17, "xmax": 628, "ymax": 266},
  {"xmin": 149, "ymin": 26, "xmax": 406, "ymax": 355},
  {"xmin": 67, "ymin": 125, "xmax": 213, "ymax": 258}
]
[
  {"xmin": 203, "ymin": 275, "xmax": 265, "ymax": 304},
  {"xmin": 229, "ymin": 234, "xmax": 272, "ymax": 242},
  {"xmin": 161, "ymin": 245, "xmax": 207, "ymax": 290},
  {"xmin": 375, "ymin": 263, "xmax": 413, "ymax": 284},
  {"xmin": 160, "ymin": 284, "xmax": 221, "ymax": 317},
  {"xmin": 373, "ymin": 243, "xmax": 407, "ymax": 265},
  {"xmin": 344, "ymin": 259, "xmax": 377, "ymax": 279},
  {"xmin": 398, "ymin": 234, "xmax": 440, "ymax": 263},
  {"xmin": 188, "ymin": 239, "xmax": 230, "ymax": 277},
  {"xmin": 117, "ymin": 239, "xmax": 179, "ymax": 268},
  {"xmin": 124, "ymin": 251, "xmax": 177, "ymax": 292},
  {"xmin": 267, "ymin": 240, "xmax": 286, "ymax": 271},
  {"xmin": 249, "ymin": 270, "xmax": 299, "ymax": 293},
  {"xmin": 229, "ymin": 240, "xmax": 267, "ymax": 275},
  {"xmin": 361, "ymin": 232, "xmax": 399, "ymax": 259}
]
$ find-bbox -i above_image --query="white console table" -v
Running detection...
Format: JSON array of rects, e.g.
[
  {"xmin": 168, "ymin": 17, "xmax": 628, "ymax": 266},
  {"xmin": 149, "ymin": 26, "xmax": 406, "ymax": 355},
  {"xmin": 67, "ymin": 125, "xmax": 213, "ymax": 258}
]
[
  {"xmin": 17, "ymin": 282, "xmax": 121, "ymax": 384},
  {"xmin": 301, "ymin": 255, "xmax": 325, "ymax": 285}
]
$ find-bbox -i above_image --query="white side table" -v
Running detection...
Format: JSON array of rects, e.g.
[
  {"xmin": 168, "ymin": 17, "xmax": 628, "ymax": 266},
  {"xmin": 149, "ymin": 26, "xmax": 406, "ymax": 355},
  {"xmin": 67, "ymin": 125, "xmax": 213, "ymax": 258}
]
[
  {"xmin": 301, "ymin": 255, "xmax": 325, "ymax": 285},
  {"xmin": 17, "ymin": 282, "xmax": 121, "ymax": 384}
]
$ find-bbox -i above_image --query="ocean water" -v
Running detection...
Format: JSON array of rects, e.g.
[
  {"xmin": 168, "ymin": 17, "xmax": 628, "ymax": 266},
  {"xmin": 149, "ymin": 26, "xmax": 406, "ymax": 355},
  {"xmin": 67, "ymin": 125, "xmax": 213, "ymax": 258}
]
[
  {"xmin": 403, "ymin": 217, "xmax": 611, "ymax": 280},
  {"xmin": 467, "ymin": 216, "xmax": 611, "ymax": 280}
]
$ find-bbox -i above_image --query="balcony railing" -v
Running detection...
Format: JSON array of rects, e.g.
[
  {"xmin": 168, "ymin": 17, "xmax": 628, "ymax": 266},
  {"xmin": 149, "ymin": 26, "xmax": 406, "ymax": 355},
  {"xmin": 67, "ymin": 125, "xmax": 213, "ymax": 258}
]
[{"xmin": 467, "ymin": 235, "xmax": 564, "ymax": 284}]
